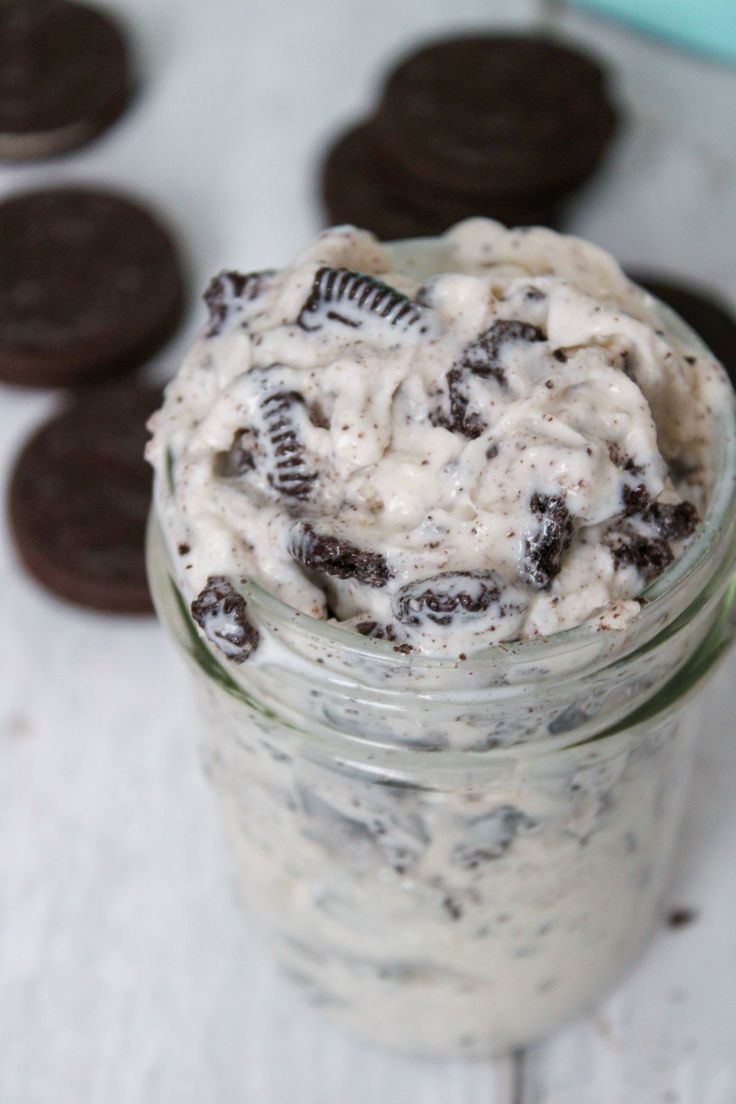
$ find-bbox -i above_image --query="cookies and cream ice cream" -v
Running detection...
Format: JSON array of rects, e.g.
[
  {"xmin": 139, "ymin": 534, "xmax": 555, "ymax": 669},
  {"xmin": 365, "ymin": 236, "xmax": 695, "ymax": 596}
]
[
  {"xmin": 147, "ymin": 220, "xmax": 736, "ymax": 1057},
  {"xmin": 148, "ymin": 219, "xmax": 729, "ymax": 658}
]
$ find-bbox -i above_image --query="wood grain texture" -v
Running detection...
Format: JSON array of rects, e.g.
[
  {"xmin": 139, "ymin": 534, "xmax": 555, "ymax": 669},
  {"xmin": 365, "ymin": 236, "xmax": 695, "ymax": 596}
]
[{"xmin": 1, "ymin": 1, "xmax": 735, "ymax": 1102}]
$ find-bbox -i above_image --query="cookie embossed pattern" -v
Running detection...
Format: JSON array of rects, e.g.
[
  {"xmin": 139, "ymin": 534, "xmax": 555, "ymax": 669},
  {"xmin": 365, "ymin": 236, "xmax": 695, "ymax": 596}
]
[{"xmin": 147, "ymin": 219, "xmax": 736, "ymax": 1057}]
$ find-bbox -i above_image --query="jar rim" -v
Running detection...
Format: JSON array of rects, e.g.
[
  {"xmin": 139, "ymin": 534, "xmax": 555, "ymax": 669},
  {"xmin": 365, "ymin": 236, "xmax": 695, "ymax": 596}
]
[{"xmin": 153, "ymin": 289, "xmax": 736, "ymax": 688}]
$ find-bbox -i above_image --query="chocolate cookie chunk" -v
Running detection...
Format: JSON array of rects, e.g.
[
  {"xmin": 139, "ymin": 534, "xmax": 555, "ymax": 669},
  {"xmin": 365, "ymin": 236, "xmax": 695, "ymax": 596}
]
[
  {"xmin": 191, "ymin": 576, "xmax": 260, "ymax": 663},
  {"xmin": 452, "ymin": 807, "xmax": 538, "ymax": 869},
  {"xmin": 8, "ymin": 382, "xmax": 160, "ymax": 612},
  {"xmin": 520, "ymin": 494, "xmax": 574, "ymax": 590},
  {"xmin": 289, "ymin": 523, "xmax": 391, "ymax": 587},
  {"xmin": 321, "ymin": 124, "xmax": 564, "ymax": 240},
  {"xmin": 371, "ymin": 35, "xmax": 618, "ymax": 196},
  {"xmin": 298, "ymin": 266, "xmax": 424, "ymax": 333},
  {"xmin": 0, "ymin": 188, "xmax": 184, "ymax": 387},
  {"xmin": 440, "ymin": 320, "xmax": 545, "ymax": 438},
  {"xmin": 393, "ymin": 570, "xmax": 527, "ymax": 629},
  {"xmin": 629, "ymin": 271, "xmax": 736, "ymax": 385},
  {"xmin": 204, "ymin": 269, "xmax": 276, "ymax": 337},
  {"xmin": 0, "ymin": 0, "xmax": 133, "ymax": 161},
  {"xmin": 607, "ymin": 528, "xmax": 674, "ymax": 583},
  {"xmin": 262, "ymin": 390, "xmax": 318, "ymax": 500}
]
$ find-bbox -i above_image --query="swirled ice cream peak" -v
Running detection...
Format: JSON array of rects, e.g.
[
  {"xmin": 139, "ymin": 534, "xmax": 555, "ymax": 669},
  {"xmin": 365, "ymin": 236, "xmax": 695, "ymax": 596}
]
[{"xmin": 147, "ymin": 219, "xmax": 730, "ymax": 658}]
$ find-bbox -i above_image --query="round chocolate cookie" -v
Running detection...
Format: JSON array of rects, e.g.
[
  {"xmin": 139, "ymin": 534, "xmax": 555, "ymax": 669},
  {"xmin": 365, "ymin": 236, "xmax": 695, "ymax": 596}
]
[
  {"xmin": 0, "ymin": 188, "xmax": 184, "ymax": 387},
  {"xmin": 8, "ymin": 381, "xmax": 161, "ymax": 613},
  {"xmin": 630, "ymin": 271, "xmax": 736, "ymax": 384},
  {"xmin": 321, "ymin": 124, "xmax": 564, "ymax": 240},
  {"xmin": 371, "ymin": 35, "xmax": 618, "ymax": 196},
  {"xmin": 0, "ymin": 0, "xmax": 133, "ymax": 161}
]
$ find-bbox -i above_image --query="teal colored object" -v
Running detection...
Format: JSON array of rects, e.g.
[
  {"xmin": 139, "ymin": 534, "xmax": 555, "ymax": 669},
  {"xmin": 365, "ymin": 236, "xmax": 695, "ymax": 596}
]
[{"xmin": 568, "ymin": 0, "xmax": 736, "ymax": 63}]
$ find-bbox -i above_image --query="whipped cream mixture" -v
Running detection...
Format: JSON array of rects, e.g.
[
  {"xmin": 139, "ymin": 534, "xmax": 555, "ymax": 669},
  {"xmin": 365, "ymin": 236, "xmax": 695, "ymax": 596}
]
[{"xmin": 148, "ymin": 219, "xmax": 728, "ymax": 657}]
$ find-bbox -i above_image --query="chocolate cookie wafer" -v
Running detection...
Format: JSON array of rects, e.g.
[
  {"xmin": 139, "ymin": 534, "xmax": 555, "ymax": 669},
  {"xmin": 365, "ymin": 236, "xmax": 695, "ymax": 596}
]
[
  {"xmin": 8, "ymin": 381, "xmax": 161, "ymax": 613},
  {"xmin": 371, "ymin": 34, "xmax": 618, "ymax": 197},
  {"xmin": 321, "ymin": 124, "xmax": 564, "ymax": 240},
  {"xmin": 0, "ymin": 187, "xmax": 184, "ymax": 388},
  {"xmin": 0, "ymin": 0, "xmax": 133, "ymax": 161}
]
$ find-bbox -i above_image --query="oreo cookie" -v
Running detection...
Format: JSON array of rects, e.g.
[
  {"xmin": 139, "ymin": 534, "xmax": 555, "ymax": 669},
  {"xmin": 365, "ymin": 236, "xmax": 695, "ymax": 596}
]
[
  {"xmin": 628, "ymin": 271, "xmax": 736, "ymax": 385},
  {"xmin": 0, "ymin": 187, "xmax": 184, "ymax": 388},
  {"xmin": 321, "ymin": 123, "xmax": 564, "ymax": 241},
  {"xmin": 8, "ymin": 382, "xmax": 161, "ymax": 613},
  {"xmin": 371, "ymin": 35, "xmax": 618, "ymax": 197},
  {"xmin": 0, "ymin": 0, "xmax": 133, "ymax": 161}
]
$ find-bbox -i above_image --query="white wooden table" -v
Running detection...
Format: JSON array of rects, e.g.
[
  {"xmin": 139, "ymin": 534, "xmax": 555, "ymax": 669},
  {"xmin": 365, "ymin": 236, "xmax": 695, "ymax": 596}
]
[{"xmin": 1, "ymin": 2, "xmax": 735, "ymax": 1101}]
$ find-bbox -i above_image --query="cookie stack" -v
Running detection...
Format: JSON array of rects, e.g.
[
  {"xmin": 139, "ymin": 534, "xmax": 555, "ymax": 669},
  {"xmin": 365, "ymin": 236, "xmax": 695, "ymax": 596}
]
[
  {"xmin": 1, "ymin": 0, "xmax": 187, "ymax": 614},
  {"xmin": 322, "ymin": 34, "xmax": 620, "ymax": 238}
]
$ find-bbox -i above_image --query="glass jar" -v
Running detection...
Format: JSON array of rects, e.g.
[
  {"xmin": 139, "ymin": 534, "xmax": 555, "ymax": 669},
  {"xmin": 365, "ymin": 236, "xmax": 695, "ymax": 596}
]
[{"xmin": 147, "ymin": 325, "xmax": 736, "ymax": 1059}]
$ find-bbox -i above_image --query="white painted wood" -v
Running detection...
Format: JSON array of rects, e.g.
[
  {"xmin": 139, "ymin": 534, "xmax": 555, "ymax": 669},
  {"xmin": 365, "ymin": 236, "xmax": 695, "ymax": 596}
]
[
  {"xmin": 0, "ymin": 2, "xmax": 735, "ymax": 1102},
  {"xmin": 522, "ymin": 661, "xmax": 736, "ymax": 1104}
]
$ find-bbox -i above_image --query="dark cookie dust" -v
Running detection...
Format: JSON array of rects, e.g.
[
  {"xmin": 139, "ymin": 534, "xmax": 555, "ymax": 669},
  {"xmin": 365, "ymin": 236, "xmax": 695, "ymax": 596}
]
[{"xmin": 666, "ymin": 907, "xmax": 698, "ymax": 929}]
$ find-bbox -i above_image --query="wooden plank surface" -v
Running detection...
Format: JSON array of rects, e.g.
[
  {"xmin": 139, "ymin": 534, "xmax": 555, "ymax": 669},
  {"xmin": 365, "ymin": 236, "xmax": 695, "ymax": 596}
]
[{"xmin": 1, "ymin": 2, "xmax": 735, "ymax": 1102}]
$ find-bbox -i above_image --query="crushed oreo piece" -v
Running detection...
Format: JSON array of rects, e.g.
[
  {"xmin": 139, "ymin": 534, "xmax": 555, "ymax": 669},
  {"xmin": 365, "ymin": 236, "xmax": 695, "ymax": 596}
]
[
  {"xmin": 355, "ymin": 620, "xmax": 398, "ymax": 641},
  {"xmin": 440, "ymin": 319, "xmax": 544, "ymax": 438},
  {"xmin": 548, "ymin": 702, "xmax": 591, "ymax": 735},
  {"xmin": 263, "ymin": 390, "xmax": 318, "ymax": 499},
  {"xmin": 452, "ymin": 806, "xmax": 537, "ymax": 869},
  {"xmin": 622, "ymin": 483, "xmax": 651, "ymax": 515},
  {"xmin": 460, "ymin": 318, "xmax": 545, "ymax": 385},
  {"xmin": 393, "ymin": 570, "xmax": 526, "ymax": 628},
  {"xmin": 204, "ymin": 269, "xmax": 275, "ymax": 337},
  {"xmin": 443, "ymin": 366, "xmax": 487, "ymax": 438},
  {"xmin": 442, "ymin": 896, "xmax": 463, "ymax": 921},
  {"xmin": 297, "ymin": 785, "xmax": 427, "ymax": 873},
  {"xmin": 191, "ymin": 576, "xmax": 260, "ymax": 663},
  {"xmin": 643, "ymin": 500, "xmax": 700, "ymax": 541},
  {"xmin": 289, "ymin": 523, "xmax": 391, "ymax": 587},
  {"xmin": 520, "ymin": 494, "xmax": 573, "ymax": 590},
  {"xmin": 214, "ymin": 427, "xmax": 257, "ymax": 478},
  {"xmin": 297, "ymin": 267, "xmax": 424, "ymax": 333},
  {"xmin": 667, "ymin": 907, "xmax": 698, "ymax": 929},
  {"xmin": 608, "ymin": 528, "xmax": 674, "ymax": 582}
]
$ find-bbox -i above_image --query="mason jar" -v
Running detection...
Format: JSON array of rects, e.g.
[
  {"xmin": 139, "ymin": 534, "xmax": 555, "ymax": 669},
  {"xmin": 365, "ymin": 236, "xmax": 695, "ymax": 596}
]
[{"xmin": 147, "ymin": 308, "xmax": 736, "ymax": 1059}]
